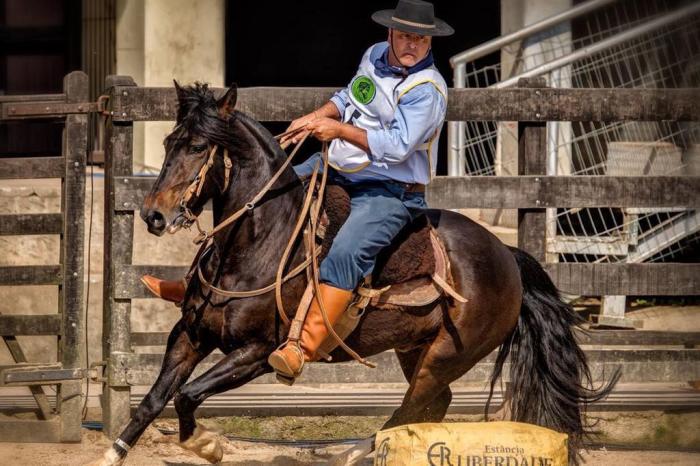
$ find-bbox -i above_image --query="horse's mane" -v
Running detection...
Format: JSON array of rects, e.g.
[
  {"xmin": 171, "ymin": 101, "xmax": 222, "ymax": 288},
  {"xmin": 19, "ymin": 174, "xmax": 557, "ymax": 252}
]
[
  {"xmin": 174, "ymin": 82, "xmax": 285, "ymax": 161},
  {"xmin": 174, "ymin": 82, "xmax": 246, "ymax": 151}
]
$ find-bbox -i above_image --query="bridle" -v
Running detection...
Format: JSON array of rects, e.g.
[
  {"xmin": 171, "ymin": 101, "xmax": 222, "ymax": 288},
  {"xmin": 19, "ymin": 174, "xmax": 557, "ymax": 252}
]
[
  {"xmin": 171, "ymin": 125, "xmax": 310, "ymax": 244},
  {"xmin": 167, "ymin": 145, "xmax": 233, "ymax": 235}
]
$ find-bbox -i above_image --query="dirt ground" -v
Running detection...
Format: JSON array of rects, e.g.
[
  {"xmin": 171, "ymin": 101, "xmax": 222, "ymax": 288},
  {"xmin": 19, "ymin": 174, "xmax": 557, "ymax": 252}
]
[{"xmin": 1, "ymin": 424, "xmax": 699, "ymax": 466}]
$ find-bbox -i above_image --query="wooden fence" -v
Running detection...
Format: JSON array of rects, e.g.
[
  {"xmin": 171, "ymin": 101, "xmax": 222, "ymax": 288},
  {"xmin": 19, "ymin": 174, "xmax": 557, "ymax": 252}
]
[
  {"xmin": 101, "ymin": 75, "xmax": 700, "ymax": 438},
  {"xmin": 0, "ymin": 71, "xmax": 87, "ymax": 442}
]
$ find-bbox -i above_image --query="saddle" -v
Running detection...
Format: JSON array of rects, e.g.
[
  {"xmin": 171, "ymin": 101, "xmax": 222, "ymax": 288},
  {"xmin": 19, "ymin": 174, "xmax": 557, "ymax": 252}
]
[
  {"xmin": 317, "ymin": 183, "xmax": 459, "ymax": 306},
  {"xmin": 313, "ymin": 184, "xmax": 466, "ymax": 356}
]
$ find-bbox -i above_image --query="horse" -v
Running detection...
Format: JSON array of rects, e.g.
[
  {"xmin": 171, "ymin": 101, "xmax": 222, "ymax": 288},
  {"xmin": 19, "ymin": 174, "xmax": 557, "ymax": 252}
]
[{"xmin": 90, "ymin": 82, "xmax": 618, "ymax": 466}]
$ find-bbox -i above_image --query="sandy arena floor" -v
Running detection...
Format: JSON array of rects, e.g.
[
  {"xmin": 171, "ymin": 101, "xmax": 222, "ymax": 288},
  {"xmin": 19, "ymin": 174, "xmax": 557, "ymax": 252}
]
[{"xmin": 1, "ymin": 426, "xmax": 699, "ymax": 466}]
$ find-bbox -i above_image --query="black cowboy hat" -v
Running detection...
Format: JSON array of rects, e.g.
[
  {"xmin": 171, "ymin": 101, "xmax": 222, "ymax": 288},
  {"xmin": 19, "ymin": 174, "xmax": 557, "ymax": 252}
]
[{"xmin": 372, "ymin": 0, "xmax": 454, "ymax": 37}]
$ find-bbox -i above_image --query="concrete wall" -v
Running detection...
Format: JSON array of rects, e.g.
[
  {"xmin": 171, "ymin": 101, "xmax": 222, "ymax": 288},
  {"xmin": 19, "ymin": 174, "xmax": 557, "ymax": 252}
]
[{"xmin": 116, "ymin": 0, "xmax": 225, "ymax": 170}]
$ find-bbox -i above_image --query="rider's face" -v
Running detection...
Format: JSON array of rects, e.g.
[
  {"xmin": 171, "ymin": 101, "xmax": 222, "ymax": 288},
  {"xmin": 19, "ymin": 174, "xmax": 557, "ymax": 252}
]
[{"xmin": 388, "ymin": 29, "xmax": 432, "ymax": 68}]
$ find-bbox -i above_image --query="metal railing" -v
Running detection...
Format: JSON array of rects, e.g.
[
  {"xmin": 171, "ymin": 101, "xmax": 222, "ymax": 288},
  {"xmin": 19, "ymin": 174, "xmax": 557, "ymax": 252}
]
[{"xmin": 448, "ymin": 0, "xmax": 620, "ymax": 175}]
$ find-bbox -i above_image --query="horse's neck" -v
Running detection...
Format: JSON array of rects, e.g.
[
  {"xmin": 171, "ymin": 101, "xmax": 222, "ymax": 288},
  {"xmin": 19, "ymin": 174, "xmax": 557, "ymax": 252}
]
[{"xmin": 210, "ymin": 116, "xmax": 305, "ymax": 279}]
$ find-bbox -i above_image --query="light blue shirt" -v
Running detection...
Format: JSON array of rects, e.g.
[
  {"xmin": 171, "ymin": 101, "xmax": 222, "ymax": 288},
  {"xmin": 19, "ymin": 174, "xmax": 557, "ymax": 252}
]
[{"xmin": 327, "ymin": 42, "xmax": 447, "ymax": 183}]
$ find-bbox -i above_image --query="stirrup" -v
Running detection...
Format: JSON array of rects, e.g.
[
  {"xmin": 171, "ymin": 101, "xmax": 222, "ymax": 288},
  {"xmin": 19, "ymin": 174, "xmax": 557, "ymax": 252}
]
[
  {"xmin": 268, "ymin": 342, "xmax": 305, "ymax": 384},
  {"xmin": 276, "ymin": 373, "xmax": 296, "ymax": 386}
]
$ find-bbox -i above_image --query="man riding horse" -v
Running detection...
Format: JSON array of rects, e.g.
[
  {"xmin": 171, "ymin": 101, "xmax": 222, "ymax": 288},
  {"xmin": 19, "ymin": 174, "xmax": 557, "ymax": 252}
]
[
  {"xmin": 142, "ymin": 0, "xmax": 454, "ymax": 383},
  {"xmin": 89, "ymin": 3, "xmax": 617, "ymax": 465}
]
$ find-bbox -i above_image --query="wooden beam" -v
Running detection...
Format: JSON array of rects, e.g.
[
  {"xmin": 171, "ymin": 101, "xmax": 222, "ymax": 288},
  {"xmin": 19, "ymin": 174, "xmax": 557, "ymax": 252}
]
[
  {"xmin": 115, "ymin": 348, "xmax": 700, "ymax": 386},
  {"xmin": 0, "ymin": 157, "xmax": 64, "ymax": 179},
  {"xmin": 114, "ymin": 176, "xmax": 155, "ymax": 211},
  {"xmin": 110, "ymin": 86, "xmax": 337, "ymax": 122},
  {"xmin": 427, "ymin": 175, "xmax": 700, "ymax": 209},
  {"xmin": 102, "ymin": 74, "xmax": 137, "ymax": 441},
  {"xmin": 113, "ymin": 259, "xmax": 698, "ymax": 301},
  {"xmin": 132, "ymin": 330, "xmax": 700, "ymax": 348},
  {"xmin": 121, "ymin": 175, "xmax": 700, "ymax": 210},
  {"xmin": 0, "ymin": 315, "xmax": 62, "ymax": 336},
  {"xmin": 517, "ymin": 80, "xmax": 548, "ymax": 262},
  {"xmin": 0, "ymin": 266, "xmax": 62, "ymax": 286},
  {"xmin": 58, "ymin": 71, "xmax": 88, "ymax": 443},
  {"xmin": 1, "ymin": 313, "xmax": 53, "ymax": 420},
  {"xmin": 109, "ymin": 86, "xmax": 700, "ymax": 122},
  {"xmin": 120, "ymin": 264, "xmax": 700, "ymax": 298},
  {"xmin": 547, "ymin": 263, "xmax": 700, "ymax": 296},
  {"xmin": 0, "ymin": 214, "xmax": 62, "ymax": 235},
  {"xmin": 446, "ymin": 87, "xmax": 700, "ymax": 122},
  {"xmin": 575, "ymin": 330, "xmax": 700, "ymax": 347}
]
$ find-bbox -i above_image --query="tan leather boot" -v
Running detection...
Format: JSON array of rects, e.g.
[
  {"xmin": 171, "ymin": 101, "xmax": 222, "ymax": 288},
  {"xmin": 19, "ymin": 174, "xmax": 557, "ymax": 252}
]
[
  {"xmin": 141, "ymin": 275, "xmax": 187, "ymax": 304},
  {"xmin": 268, "ymin": 284, "xmax": 353, "ymax": 384}
]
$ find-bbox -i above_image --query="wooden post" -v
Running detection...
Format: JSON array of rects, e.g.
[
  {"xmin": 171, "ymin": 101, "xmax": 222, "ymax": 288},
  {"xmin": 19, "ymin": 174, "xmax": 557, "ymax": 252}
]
[
  {"xmin": 59, "ymin": 71, "xmax": 88, "ymax": 442},
  {"xmin": 517, "ymin": 78, "xmax": 548, "ymax": 261},
  {"xmin": 102, "ymin": 75, "xmax": 137, "ymax": 439}
]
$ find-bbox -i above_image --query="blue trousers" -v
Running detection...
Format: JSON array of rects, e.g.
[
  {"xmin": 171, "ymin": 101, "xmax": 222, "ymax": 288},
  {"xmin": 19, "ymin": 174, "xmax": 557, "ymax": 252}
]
[{"xmin": 294, "ymin": 153, "xmax": 427, "ymax": 290}]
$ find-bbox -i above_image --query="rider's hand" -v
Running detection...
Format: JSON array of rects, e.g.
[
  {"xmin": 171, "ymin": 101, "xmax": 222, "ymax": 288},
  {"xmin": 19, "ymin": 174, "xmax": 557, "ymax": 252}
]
[
  {"xmin": 306, "ymin": 117, "xmax": 343, "ymax": 142},
  {"xmin": 281, "ymin": 111, "xmax": 320, "ymax": 145}
]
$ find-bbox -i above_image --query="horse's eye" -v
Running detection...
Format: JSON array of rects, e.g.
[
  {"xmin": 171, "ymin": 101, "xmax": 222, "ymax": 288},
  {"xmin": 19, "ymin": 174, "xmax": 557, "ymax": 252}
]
[{"xmin": 188, "ymin": 144, "xmax": 207, "ymax": 154}]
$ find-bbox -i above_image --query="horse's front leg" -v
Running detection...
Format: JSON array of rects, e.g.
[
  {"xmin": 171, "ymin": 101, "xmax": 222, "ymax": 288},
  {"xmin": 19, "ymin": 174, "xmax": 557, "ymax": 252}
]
[
  {"xmin": 173, "ymin": 341, "xmax": 272, "ymax": 463},
  {"xmin": 88, "ymin": 320, "xmax": 210, "ymax": 466}
]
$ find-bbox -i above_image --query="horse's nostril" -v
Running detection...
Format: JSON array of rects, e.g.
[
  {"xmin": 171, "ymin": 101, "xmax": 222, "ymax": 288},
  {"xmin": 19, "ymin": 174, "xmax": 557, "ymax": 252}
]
[{"xmin": 147, "ymin": 210, "xmax": 166, "ymax": 230}]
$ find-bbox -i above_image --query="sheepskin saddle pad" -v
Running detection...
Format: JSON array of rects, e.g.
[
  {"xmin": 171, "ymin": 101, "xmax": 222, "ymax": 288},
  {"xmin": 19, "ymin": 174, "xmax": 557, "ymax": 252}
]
[{"xmin": 316, "ymin": 183, "xmax": 453, "ymax": 307}]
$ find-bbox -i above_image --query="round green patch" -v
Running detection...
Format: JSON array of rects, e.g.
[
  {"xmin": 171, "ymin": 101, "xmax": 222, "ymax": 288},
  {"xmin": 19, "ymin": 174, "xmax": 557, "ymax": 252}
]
[{"xmin": 351, "ymin": 76, "xmax": 376, "ymax": 105}]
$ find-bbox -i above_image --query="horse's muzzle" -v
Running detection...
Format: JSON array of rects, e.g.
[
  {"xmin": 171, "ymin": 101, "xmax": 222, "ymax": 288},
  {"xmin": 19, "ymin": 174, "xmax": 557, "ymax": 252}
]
[{"xmin": 142, "ymin": 209, "xmax": 167, "ymax": 236}]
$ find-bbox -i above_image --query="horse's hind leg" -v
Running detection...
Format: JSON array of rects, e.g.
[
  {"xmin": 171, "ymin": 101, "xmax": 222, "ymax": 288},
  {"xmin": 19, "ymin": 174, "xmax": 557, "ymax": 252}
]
[
  {"xmin": 395, "ymin": 346, "xmax": 452, "ymax": 423},
  {"xmin": 173, "ymin": 342, "xmax": 271, "ymax": 462},
  {"xmin": 329, "ymin": 346, "xmax": 453, "ymax": 466},
  {"xmin": 383, "ymin": 329, "xmax": 484, "ymax": 430},
  {"xmin": 89, "ymin": 320, "xmax": 209, "ymax": 466}
]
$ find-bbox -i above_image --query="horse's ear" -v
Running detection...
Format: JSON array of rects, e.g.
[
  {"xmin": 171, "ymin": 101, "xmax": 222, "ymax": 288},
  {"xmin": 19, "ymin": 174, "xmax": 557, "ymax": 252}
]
[
  {"xmin": 217, "ymin": 83, "xmax": 238, "ymax": 117},
  {"xmin": 173, "ymin": 79, "xmax": 186, "ymax": 102}
]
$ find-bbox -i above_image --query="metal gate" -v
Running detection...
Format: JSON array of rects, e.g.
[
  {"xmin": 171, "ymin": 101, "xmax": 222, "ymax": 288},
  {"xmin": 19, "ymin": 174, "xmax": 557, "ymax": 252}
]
[{"xmin": 0, "ymin": 71, "xmax": 88, "ymax": 442}]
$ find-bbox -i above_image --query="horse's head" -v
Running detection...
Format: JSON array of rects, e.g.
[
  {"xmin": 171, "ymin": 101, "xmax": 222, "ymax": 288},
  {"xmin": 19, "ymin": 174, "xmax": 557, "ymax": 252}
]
[{"xmin": 141, "ymin": 81, "xmax": 239, "ymax": 236}]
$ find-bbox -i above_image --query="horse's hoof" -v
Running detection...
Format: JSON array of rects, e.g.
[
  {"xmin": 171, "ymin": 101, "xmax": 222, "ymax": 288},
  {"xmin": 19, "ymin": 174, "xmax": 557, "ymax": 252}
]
[
  {"xmin": 327, "ymin": 437, "xmax": 374, "ymax": 466},
  {"xmin": 180, "ymin": 423, "xmax": 224, "ymax": 464},
  {"xmin": 85, "ymin": 447, "xmax": 125, "ymax": 466}
]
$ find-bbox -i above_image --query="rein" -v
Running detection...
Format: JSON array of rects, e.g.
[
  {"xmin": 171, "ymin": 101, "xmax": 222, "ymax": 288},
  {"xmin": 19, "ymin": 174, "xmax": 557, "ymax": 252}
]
[{"xmin": 172, "ymin": 123, "xmax": 378, "ymax": 368}]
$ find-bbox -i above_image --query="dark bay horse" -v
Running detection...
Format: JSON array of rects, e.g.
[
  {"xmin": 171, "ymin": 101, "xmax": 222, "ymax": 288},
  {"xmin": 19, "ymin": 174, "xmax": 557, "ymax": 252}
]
[{"xmin": 90, "ymin": 82, "xmax": 618, "ymax": 466}]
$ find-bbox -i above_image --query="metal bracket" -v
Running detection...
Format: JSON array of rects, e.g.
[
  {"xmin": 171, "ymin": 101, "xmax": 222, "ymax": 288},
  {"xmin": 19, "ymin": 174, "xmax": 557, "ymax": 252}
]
[
  {"xmin": 89, "ymin": 361, "xmax": 107, "ymax": 383},
  {"xmin": 3, "ymin": 101, "xmax": 101, "ymax": 118}
]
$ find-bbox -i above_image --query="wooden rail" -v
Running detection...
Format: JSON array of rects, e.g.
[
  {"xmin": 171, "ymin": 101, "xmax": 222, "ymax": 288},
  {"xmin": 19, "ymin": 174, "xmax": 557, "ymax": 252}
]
[
  {"xmin": 0, "ymin": 72, "xmax": 87, "ymax": 443},
  {"xmin": 107, "ymin": 87, "xmax": 700, "ymax": 122},
  {"xmin": 114, "ymin": 175, "xmax": 700, "ymax": 211},
  {"xmin": 130, "ymin": 329, "xmax": 700, "ymax": 348},
  {"xmin": 100, "ymin": 75, "xmax": 700, "ymax": 439},
  {"xmin": 111, "ymin": 348, "xmax": 700, "ymax": 387}
]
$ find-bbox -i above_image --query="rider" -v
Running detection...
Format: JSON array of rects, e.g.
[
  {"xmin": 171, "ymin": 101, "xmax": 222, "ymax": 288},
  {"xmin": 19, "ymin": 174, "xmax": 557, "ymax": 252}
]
[{"xmin": 142, "ymin": 0, "xmax": 454, "ymax": 382}]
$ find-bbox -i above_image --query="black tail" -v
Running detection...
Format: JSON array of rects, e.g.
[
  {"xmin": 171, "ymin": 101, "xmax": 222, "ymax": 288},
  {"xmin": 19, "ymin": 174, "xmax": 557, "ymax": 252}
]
[{"xmin": 487, "ymin": 247, "xmax": 621, "ymax": 465}]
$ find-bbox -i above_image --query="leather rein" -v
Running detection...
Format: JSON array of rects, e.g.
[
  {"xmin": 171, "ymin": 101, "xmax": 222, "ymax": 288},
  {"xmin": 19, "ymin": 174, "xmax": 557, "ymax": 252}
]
[{"xmin": 169, "ymin": 125, "xmax": 376, "ymax": 368}]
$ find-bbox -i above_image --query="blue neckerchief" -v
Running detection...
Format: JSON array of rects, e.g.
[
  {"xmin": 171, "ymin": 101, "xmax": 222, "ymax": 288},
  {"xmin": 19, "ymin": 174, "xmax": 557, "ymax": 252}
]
[{"xmin": 374, "ymin": 45, "xmax": 435, "ymax": 77}]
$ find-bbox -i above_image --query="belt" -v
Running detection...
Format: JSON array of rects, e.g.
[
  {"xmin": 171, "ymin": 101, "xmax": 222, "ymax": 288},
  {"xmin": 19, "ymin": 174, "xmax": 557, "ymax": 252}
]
[
  {"xmin": 402, "ymin": 183, "xmax": 426, "ymax": 193},
  {"xmin": 346, "ymin": 178, "xmax": 426, "ymax": 194}
]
